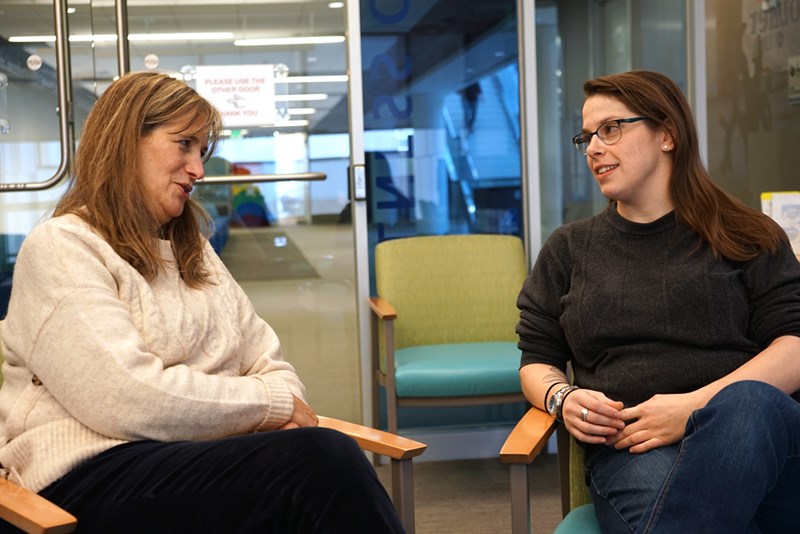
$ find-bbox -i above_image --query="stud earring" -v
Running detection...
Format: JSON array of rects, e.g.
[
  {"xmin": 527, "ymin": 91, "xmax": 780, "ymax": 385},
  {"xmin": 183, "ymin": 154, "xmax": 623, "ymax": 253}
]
[{"xmin": 663, "ymin": 145, "xmax": 669, "ymax": 150}]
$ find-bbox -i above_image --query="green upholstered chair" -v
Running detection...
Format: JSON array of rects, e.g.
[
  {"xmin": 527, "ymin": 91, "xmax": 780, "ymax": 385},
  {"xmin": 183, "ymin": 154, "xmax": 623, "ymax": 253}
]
[
  {"xmin": 0, "ymin": 326, "xmax": 427, "ymax": 534},
  {"xmin": 369, "ymin": 234, "xmax": 528, "ymax": 435},
  {"xmin": 500, "ymin": 406, "xmax": 601, "ymax": 534}
]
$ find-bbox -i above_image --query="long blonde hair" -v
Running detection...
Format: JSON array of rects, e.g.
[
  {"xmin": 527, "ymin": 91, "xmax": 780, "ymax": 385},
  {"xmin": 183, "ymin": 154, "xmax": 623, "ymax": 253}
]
[
  {"xmin": 584, "ymin": 70, "xmax": 786, "ymax": 261},
  {"xmin": 55, "ymin": 71, "xmax": 222, "ymax": 287}
]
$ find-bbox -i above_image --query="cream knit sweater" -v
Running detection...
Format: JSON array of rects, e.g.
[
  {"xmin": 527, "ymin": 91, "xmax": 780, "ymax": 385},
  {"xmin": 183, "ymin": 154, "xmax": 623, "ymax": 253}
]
[{"xmin": 0, "ymin": 214, "xmax": 306, "ymax": 492}]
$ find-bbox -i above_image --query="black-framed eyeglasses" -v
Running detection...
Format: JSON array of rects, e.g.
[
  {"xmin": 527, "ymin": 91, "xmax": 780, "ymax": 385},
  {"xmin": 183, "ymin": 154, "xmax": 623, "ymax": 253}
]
[{"xmin": 572, "ymin": 116, "xmax": 650, "ymax": 155}]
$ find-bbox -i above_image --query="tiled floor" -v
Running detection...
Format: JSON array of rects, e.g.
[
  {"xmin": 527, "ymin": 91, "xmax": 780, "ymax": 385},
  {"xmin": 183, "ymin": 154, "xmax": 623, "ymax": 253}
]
[{"xmin": 375, "ymin": 456, "xmax": 562, "ymax": 533}]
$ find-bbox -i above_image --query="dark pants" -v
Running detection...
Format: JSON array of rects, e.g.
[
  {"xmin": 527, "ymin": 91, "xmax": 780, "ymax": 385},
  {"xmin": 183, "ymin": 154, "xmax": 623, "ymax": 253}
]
[{"xmin": 29, "ymin": 427, "xmax": 403, "ymax": 533}]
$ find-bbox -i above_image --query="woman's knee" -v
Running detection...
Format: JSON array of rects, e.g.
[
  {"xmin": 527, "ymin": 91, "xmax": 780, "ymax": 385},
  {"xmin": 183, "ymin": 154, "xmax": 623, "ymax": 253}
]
[
  {"xmin": 712, "ymin": 380, "xmax": 784, "ymax": 407},
  {"xmin": 293, "ymin": 427, "xmax": 364, "ymax": 462},
  {"xmin": 692, "ymin": 380, "xmax": 796, "ymax": 443},
  {"xmin": 706, "ymin": 381, "xmax": 789, "ymax": 424},
  {"xmin": 283, "ymin": 427, "xmax": 371, "ymax": 479}
]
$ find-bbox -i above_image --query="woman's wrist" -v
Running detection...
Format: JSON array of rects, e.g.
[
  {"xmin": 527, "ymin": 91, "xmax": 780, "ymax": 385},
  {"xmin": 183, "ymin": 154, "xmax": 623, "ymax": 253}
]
[
  {"xmin": 543, "ymin": 381, "xmax": 569, "ymax": 410},
  {"xmin": 547, "ymin": 384, "xmax": 578, "ymax": 422}
]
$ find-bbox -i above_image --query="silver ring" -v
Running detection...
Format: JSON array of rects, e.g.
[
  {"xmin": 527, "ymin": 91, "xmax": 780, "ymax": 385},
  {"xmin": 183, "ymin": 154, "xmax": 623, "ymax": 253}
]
[{"xmin": 581, "ymin": 407, "xmax": 589, "ymax": 422}]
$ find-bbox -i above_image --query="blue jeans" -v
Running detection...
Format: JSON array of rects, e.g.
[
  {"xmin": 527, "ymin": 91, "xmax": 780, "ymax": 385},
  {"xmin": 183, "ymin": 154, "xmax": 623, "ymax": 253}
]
[
  {"xmin": 29, "ymin": 427, "xmax": 403, "ymax": 533},
  {"xmin": 586, "ymin": 381, "xmax": 800, "ymax": 533}
]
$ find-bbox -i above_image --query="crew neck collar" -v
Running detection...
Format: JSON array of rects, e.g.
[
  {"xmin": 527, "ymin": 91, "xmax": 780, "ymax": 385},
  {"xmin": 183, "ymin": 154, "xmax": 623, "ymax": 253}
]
[{"xmin": 604, "ymin": 202, "xmax": 676, "ymax": 236}]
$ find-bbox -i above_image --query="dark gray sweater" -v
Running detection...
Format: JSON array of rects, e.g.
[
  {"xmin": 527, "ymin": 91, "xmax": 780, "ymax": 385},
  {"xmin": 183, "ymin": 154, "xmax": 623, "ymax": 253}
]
[{"xmin": 517, "ymin": 204, "xmax": 800, "ymax": 409}]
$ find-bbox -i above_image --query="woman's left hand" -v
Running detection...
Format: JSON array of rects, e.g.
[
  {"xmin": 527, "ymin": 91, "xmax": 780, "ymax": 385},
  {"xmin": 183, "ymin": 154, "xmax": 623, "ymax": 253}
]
[
  {"xmin": 277, "ymin": 395, "xmax": 319, "ymax": 430},
  {"xmin": 606, "ymin": 392, "xmax": 702, "ymax": 453}
]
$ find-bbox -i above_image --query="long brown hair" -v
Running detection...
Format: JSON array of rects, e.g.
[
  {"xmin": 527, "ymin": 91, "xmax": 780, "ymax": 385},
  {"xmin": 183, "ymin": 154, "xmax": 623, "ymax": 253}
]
[
  {"xmin": 55, "ymin": 71, "xmax": 222, "ymax": 287},
  {"xmin": 584, "ymin": 70, "xmax": 786, "ymax": 261}
]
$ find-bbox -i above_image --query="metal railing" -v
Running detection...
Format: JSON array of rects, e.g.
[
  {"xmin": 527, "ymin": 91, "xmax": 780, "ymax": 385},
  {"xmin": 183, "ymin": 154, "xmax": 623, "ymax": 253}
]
[
  {"xmin": 0, "ymin": 0, "xmax": 73, "ymax": 193},
  {"xmin": 0, "ymin": 0, "xmax": 324, "ymax": 193}
]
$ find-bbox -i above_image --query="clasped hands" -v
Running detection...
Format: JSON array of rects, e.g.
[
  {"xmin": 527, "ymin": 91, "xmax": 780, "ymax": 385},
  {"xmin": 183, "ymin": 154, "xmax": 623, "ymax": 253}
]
[
  {"xmin": 277, "ymin": 394, "xmax": 319, "ymax": 430},
  {"xmin": 562, "ymin": 389, "xmax": 701, "ymax": 454}
]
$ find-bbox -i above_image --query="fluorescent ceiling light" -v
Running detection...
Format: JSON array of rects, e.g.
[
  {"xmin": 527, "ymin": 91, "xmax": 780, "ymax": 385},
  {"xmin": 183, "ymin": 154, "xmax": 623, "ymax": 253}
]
[
  {"xmin": 234, "ymin": 36, "xmax": 344, "ymax": 47},
  {"xmin": 10, "ymin": 32, "xmax": 232, "ymax": 43},
  {"xmin": 9, "ymin": 36, "xmax": 57, "ymax": 43},
  {"xmin": 287, "ymin": 108, "xmax": 316, "ymax": 115},
  {"xmin": 273, "ymin": 93, "xmax": 328, "ymax": 102},
  {"xmin": 129, "ymin": 33, "xmax": 233, "ymax": 41},
  {"xmin": 276, "ymin": 75, "xmax": 348, "ymax": 84},
  {"xmin": 328, "ymin": 2, "xmax": 345, "ymax": 8}
]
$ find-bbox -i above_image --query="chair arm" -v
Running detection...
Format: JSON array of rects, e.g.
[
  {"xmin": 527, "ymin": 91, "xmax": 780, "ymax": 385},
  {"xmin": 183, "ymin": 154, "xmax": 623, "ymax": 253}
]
[
  {"xmin": 368, "ymin": 297, "xmax": 397, "ymax": 320},
  {"xmin": 0, "ymin": 477, "xmax": 77, "ymax": 534},
  {"xmin": 499, "ymin": 406, "xmax": 558, "ymax": 464},
  {"xmin": 318, "ymin": 416, "xmax": 426, "ymax": 461}
]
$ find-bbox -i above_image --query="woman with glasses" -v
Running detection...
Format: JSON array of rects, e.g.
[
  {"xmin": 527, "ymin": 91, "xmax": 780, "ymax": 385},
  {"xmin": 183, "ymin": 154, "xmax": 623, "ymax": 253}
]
[{"xmin": 517, "ymin": 70, "xmax": 800, "ymax": 532}]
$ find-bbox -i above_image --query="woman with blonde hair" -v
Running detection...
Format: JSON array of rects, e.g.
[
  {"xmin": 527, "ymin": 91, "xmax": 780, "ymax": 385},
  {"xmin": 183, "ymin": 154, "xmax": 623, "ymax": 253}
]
[
  {"xmin": 518, "ymin": 70, "xmax": 800, "ymax": 532},
  {"xmin": 0, "ymin": 71, "xmax": 402, "ymax": 533}
]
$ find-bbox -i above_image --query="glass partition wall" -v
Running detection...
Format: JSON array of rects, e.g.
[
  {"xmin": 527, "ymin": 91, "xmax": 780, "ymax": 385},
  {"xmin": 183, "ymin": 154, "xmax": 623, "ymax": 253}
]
[
  {"xmin": 0, "ymin": 0, "xmax": 364, "ymax": 422},
  {"xmin": 534, "ymin": 0, "xmax": 688, "ymax": 243},
  {"xmin": 705, "ymin": 0, "xmax": 800, "ymax": 209},
  {"xmin": 359, "ymin": 0, "xmax": 527, "ymax": 434}
]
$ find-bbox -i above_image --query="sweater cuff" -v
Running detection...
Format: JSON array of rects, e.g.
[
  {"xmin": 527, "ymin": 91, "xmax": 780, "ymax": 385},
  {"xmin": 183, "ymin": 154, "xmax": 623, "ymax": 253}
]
[{"xmin": 251, "ymin": 375, "xmax": 295, "ymax": 431}]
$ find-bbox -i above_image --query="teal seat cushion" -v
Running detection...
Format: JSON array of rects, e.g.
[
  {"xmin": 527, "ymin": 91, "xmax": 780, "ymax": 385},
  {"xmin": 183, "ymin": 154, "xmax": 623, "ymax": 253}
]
[
  {"xmin": 394, "ymin": 341, "xmax": 521, "ymax": 397},
  {"xmin": 554, "ymin": 504, "xmax": 601, "ymax": 533}
]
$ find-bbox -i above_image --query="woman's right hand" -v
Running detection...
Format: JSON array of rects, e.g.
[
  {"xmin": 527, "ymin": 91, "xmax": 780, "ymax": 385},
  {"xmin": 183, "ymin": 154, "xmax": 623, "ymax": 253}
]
[
  {"xmin": 277, "ymin": 395, "xmax": 319, "ymax": 430},
  {"xmin": 561, "ymin": 388, "xmax": 625, "ymax": 444}
]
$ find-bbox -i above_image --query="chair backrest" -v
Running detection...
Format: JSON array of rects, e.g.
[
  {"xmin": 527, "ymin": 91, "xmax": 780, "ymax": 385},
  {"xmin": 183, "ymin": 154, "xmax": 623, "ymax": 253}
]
[
  {"xmin": 375, "ymin": 234, "xmax": 527, "ymax": 350},
  {"xmin": 568, "ymin": 436, "xmax": 592, "ymax": 509}
]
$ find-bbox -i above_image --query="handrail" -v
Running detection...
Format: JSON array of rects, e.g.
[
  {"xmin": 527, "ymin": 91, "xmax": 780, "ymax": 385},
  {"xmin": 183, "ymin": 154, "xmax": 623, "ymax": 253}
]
[
  {"xmin": 116, "ymin": 0, "xmax": 131, "ymax": 76},
  {"xmin": 0, "ymin": 0, "xmax": 74, "ymax": 193},
  {"xmin": 196, "ymin": 172, "xmax": 327, "ymax": 185}
]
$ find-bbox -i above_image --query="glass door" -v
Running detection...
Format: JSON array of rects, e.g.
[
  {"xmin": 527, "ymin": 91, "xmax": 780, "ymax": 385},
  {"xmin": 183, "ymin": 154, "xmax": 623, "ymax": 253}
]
[
  {"xmin": 0, "ymin": 0, "xmax": 366, "ymax": 423},
  {"xmin": 357, "ymin": 0, "xmax": 527, "ymax": 434}
]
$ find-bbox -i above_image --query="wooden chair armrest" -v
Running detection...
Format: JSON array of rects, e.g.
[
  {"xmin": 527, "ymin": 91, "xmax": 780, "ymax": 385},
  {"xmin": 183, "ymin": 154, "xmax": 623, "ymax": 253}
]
[
  {"xmin": 368, "ymin": 297, "xmax": 397, "ymax": 320},
  {"xmin": 318, "ymin": 416, "xmax": 426, "ymax": 460},
  {"xmin": 499, "ymin": 406, "xmax": 558, "ymax": 464},
  {"xmin": 0, "ymin": 477, "xmax": 77, "ymax": 534}
]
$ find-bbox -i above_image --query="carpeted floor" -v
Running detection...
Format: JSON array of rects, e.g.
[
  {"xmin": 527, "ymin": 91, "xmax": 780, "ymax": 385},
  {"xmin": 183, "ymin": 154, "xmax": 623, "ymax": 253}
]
[
  {"xmin": 219, "ymin": 227, "xmax": 319, "ymax": 281},
  {"xmin": 375, "ymin": 455, "xmax": 563, "ymax": 533}
]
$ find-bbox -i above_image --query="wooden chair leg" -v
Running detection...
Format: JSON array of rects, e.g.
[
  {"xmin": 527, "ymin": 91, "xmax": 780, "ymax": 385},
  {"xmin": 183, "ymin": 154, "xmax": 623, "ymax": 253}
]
[
  {"xmin": 391, "ymin": 457, "xmax": 416, "ymax": 534},
  {"xmin": 509, "ymin": 463, "xmax": 531, "ymax": 534}
]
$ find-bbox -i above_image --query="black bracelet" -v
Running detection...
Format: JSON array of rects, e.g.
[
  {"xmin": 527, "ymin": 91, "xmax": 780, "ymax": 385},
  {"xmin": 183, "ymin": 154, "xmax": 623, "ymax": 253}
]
[
  {"xmin": 543, "ymin": 381, "xmax": 569, "ymax": 410},
  {"xmin": 559, "ymin": 386, "xmax": 580, "ymax": 419}
]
